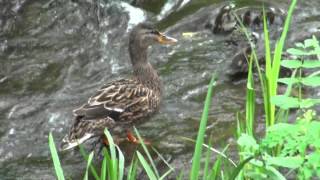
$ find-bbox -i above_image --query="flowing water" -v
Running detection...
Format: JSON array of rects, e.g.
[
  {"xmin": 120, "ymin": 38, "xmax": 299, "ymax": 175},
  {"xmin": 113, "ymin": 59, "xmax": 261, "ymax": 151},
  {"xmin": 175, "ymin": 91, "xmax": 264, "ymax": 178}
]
[{"xmin": 0, "ymin": 0, "xmax": 319, "ymax": 179}]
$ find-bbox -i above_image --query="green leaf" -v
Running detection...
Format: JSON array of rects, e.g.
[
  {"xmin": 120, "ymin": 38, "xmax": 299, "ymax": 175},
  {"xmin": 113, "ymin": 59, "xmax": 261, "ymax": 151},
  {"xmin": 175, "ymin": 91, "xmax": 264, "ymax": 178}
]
[
  {"xmin": 127, "ymin": 156, "xmax": 138, "ymax": 180},
  {"xmin": 265, "ymin": 166, "xmax": 286, "ymax": 180},
  {"xmin": 137, "ymin": 151, "xmax": 157, "ymax": 180},
  {"xmin": 84, "ymin": 152, "xmax": 94, "ymax": 180},
  {"xmin": 237, "ymin": 134, "xmax": 259, "ymax": 151},
  {"xmin": 299, "ymin": 99, "xmax": 320, "ymax": 108},
  {"xmin": 278, "ymin": 77, "xmax": 299, "ymax": 85},
  {"xmin": 48, "ymin": 133, "xmax": 65, "ymax": 180},
  {"xmin": 287, "ymin": 48, "xmax": 317, "ymax": 55},
  {"xmin": 104, "ymin": 129, "xmax": 117, "ymax": 180},
  {"xmin": 101, "ymin": 153, "xmax": 107, "ymax": 180},
  {"xmin": 203, "ymin": 139, "xmax": 213, "ymax": 180},
  {"xmin": 281, "ymin": 60, "xmax": 302, "ymax": 68},
  {"xmin": 301, "ymin": 76, "xmax": 320, "ymax": 87},
  {"xmin": 302, "ymin": 60, "xmax": 320, "ymax": 68},
  {"xmin": 281, "ymin": 60, "xmax": 320, "ymax": 69},
  {"xmin": 117, "ymin": 146, "xmax": 125, "ymax": 180},
  {"xmin": 287, "ymin": 48, "xmax": 304, "ymax": 55},
  {"xmin": 159, "ymin": 169, "xmax": 174, "ymax": 180},
  {"xmin": 230, "ymin": 156, "xmax": 255, "ymax": 179},
  {"xmin": 267, "ymin": 156, "xmax": 303, "ymax": 168},
  {"xmin": 190, "ymin": 74, "xmax": 217, "ymax": 180},
  {"xmin": 134, "ymin": 127, "xmax": 159, "ymax": 178},
  {"xmin": 78, "ymin": 145, "xmax": 100, "ymax": 180},
  {"xmin": 271, "ymin": 95, "xmax": 300, "ymax": 109},
  {"xmin": 295, "ymin": 42, "xmax": 305, "ymax": 48},
  {"xmin": 208, "ymin": 145, "xmax": 229, "ymax": 180},
  {"xmin": 246, "ymin": 51, "xmax": 255, "ymax": 136}
]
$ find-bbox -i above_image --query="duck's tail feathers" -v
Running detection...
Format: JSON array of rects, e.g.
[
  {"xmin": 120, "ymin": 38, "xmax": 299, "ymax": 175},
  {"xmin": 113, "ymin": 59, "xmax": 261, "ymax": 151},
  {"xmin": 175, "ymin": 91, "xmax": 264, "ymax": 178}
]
[{"xmin": 60, "ymin": 133, "xmax": 94, "ymax": 151}]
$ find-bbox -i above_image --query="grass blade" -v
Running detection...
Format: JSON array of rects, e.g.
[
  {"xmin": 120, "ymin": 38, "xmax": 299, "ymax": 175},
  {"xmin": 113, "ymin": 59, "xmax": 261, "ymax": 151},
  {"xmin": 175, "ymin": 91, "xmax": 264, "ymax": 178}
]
[
  {"xmin": 78, "ymin": 145, "xmax": 100, "ymax": 180},
  {"xmin": 117, "ymin": 146, "xmax": 125, "ymax": 180},
  {"xmin": 181, "ymin": 137, "xmax": 235, "ymax": 167},
  {"xmin": 103, "ymin": 148, "xmax": 112, "ymax": 180},
  {"xmin": 127, "ymin": 155, "xmax": 138, "ymax": 180},
  {"xmin": 101, "ymin": 148, "xmax": 107, "ymax": 180},
  {"xmin": 245, "ymin": 51, "xmax": 255, "ymax": 136},
  {"xmin": 137, "ymin": 151, "xmax": 157, "ymax": 180},
  {"xmin": 208, "ymin": 154, "xmax": 221, "ymax": 180},
  {"xmin": 159, "ymin": 169, "xmax": 174, "ymax": 180},
  {"xmin": 151, "ymin": 147, "xmax": 174, "ymax": 179},
  {"xmin": 270, "ymin": 0, "xmax": 297, "ymax": 125},
  {"xmin": 134, "ymin": 127, "xmax": 159, "ymax": 178},
  {"xmin": 208, "ymin": 145, "xmax": 229, "ymax": 180},
  {"xmin": 84, "ymin": 152, "xmax": 94, "ymax": 180},
  {"xmin": 190, "ymin": 74, "xmax": 217, "ymax": 180},
  {"xmin": 48, "ymin": 132, "xmax": 65, "ymax": 180},
  {"xmin": 203, "ymin": 137, "xmax": 213, "ymax": 180},
  {"xmin": 104, "ymin": 129, "xmax": 118, "ymax": 180},
  {"xmin": 177, "ymin": 170, "xmax": 184, "ymax": 180},
  {"xmin": 230, "ymin": 156, "xmax": 255, "ymax": 179}
]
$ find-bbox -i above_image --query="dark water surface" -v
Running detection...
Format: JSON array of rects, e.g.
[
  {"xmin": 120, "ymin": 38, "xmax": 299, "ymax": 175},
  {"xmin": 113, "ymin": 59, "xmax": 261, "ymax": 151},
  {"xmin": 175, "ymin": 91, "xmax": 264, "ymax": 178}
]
[{"xmin": 0, "ymin": 0, "xmax": 319, "ymax": 179}]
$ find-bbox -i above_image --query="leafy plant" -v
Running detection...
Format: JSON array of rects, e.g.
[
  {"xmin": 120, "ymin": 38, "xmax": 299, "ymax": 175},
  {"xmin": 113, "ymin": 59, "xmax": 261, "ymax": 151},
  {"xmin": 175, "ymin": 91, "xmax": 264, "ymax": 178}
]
[
  {"xmin": 272, "ymin": 35, "xmax": 320, "ymax": 109},
  {"xmin": 264, "ymin": 110, "xmax": 320, "ymax": 179},
  {"xmin": 236, "ymin": 33, "xmax": 320, "ymax": 179}
]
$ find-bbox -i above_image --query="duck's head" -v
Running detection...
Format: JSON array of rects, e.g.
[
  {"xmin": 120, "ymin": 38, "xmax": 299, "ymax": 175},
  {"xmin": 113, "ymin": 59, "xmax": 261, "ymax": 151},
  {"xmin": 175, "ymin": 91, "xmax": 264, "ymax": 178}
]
[
  {"xmin": 129, "ymin": 22, "xmax": 177, "ymax": 49},
  {"xmin": 128, "ymin": 22, "xmax": 177, "ymax": 66}
]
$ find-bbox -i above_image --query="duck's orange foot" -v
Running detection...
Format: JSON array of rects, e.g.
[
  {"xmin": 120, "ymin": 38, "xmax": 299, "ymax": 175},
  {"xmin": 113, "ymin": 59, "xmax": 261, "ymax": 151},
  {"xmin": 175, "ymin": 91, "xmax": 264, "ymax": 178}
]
[
  {"xmin": 102, "ymin": 136, "xmax": 109, "ymax": 146},
  {"xmin": 126, "ymin": 131, "xmax": 151, "ymax": 145}
]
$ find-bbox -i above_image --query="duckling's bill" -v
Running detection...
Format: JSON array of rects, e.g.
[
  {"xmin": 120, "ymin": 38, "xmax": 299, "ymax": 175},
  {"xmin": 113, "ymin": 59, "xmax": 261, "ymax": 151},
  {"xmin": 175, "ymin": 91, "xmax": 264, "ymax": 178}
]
[{"xmin": 157, "ymin": 33, "xmax": 177, "ymax": 45}]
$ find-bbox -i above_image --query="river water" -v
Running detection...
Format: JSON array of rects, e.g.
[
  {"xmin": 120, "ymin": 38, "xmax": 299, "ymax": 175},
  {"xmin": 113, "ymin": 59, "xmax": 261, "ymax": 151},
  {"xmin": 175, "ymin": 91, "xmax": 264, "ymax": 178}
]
[{"xmin": 0, "ymin": 0, "xmax": 319, "ymax": 179}]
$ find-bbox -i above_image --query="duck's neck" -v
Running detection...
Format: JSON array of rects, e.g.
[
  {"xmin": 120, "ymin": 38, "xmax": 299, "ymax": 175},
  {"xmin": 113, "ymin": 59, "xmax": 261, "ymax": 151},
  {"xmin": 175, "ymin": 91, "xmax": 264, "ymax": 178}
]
[{"xmin": 129, "ymin": 44, "xmax": 161, "ymax": 92}]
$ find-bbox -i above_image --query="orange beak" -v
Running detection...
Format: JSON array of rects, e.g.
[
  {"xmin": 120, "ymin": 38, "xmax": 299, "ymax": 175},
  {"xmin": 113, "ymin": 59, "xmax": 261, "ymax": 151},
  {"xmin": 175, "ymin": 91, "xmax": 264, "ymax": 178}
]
[{"xmin": 157, "ymin": 33, "xmax": 178, "ymax": 45}]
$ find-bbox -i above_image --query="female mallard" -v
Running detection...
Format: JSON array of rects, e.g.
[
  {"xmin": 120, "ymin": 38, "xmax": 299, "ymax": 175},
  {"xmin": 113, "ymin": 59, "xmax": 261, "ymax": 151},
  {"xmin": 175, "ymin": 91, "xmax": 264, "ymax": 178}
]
[{"xmin": 61, "ymin": 22, "xmax": 177, "ymax": 150}]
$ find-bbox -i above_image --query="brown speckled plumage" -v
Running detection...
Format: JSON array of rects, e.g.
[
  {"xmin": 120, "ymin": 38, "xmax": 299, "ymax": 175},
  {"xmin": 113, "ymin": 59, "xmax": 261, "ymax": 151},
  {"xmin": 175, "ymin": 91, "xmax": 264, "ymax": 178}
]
[{"xmin": 61, "ymin": 22, "xmax": 177, "ymax": 150}]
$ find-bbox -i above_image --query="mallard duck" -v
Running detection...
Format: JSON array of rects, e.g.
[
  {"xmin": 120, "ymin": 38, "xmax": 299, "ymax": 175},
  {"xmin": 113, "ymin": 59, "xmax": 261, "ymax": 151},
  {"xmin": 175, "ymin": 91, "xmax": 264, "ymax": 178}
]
[{"xmin": 60, "ymin": 22, "xmax": 177, "ymax": 150}]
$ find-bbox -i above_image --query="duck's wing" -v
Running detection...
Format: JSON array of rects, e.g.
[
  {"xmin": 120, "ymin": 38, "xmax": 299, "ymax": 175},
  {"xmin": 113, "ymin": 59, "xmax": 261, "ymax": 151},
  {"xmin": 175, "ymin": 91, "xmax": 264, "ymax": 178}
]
[
  {"xmin": 73, "ymin": 79, "xmax": 158, "ymax": 123},
  {"xmin": 61, "ymin": 79, "xmax": 158, "ymax": 151}
]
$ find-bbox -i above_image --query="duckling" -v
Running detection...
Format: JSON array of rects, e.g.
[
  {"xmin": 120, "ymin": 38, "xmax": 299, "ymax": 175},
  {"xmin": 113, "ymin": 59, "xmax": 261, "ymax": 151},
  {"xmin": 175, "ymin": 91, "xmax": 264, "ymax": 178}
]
[{"xmin": 207, "ymin": 3, "xmax": 284, "ymax": 35}]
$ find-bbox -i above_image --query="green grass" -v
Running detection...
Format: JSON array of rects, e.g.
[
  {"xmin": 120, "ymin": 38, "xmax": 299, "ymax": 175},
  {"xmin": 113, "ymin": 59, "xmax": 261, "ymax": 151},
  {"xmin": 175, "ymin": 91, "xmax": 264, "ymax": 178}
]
[
  {"xmin": 48, "ymin": 132, "xmax": 65, "ymax": 180},
  {"xmin": 190, "ymin": 74, "xmax": 217, "ymax": 180}
]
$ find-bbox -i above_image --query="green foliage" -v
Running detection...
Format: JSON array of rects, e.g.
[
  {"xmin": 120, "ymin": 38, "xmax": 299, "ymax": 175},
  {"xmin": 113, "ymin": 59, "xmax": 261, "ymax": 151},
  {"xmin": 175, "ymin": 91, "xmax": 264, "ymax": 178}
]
[
  {"xmin": 263, "ymin": 110, "xmax": 320, "ymax": 179},
  {"xmin": 235, "ymin": 0, "xmax": 320, "ymax": 179},
  {"xmin": 236, "ymin": 110, "xmax": 320, "ymax": 179},
  {"xmin": 273, "ymin": 35, "xmax": 320, "ymax": 109},
  {"xmin": 48, "ymin": 128, "xmax": 172, "ymax": 180}
]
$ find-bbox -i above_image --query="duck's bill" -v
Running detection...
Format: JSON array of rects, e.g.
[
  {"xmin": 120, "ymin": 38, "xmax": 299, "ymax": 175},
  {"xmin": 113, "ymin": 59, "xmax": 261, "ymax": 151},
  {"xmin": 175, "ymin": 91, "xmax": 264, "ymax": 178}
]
[{"xmin": 157, "ymin": 33, "xmax": 177, "ymax": 45}]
